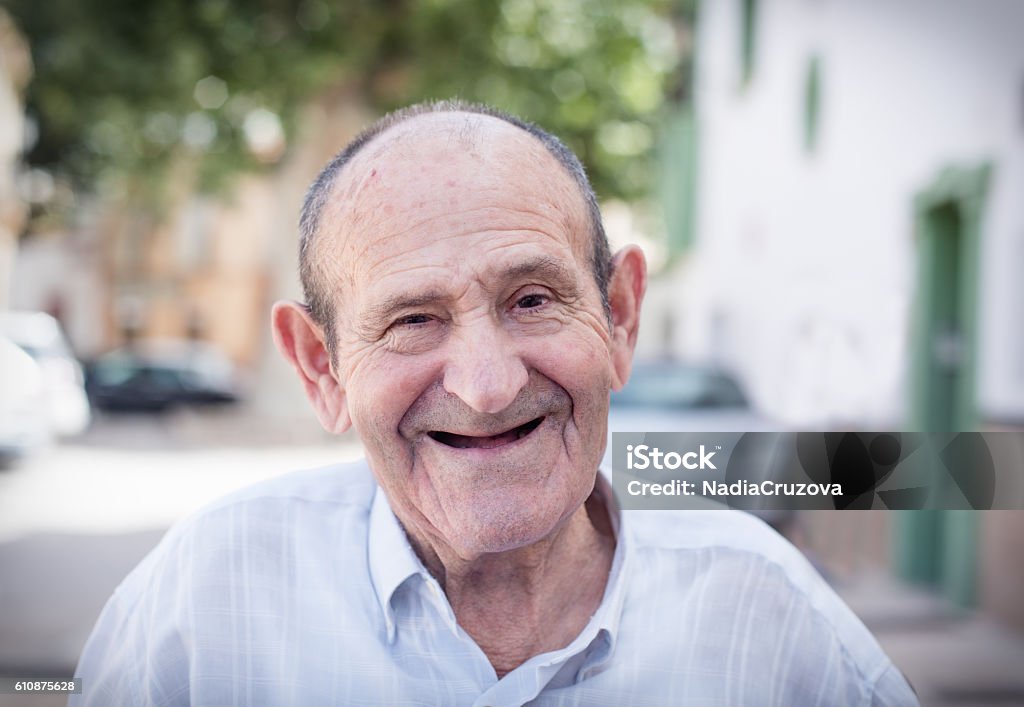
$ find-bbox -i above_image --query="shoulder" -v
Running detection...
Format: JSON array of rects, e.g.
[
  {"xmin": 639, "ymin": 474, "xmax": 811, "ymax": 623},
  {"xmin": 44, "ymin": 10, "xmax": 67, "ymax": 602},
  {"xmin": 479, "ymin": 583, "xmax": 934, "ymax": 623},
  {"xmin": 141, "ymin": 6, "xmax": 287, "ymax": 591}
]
[
  {"xmin": 87, "ymin": 460, "xmax": 377, "ymax": 641},
  {"xmin": 629, "ymin": 508, "xmax": 811, "ymax": 569},
  {"xmin": 628, "ymin": 509, "xmax": 829, "ymax": 589},
  {"xmin": 626, "ymin": 509, "xmax": 840, "ymax": 627},
  {"xmin": 117, "ymin": 458, "xmax": 378, "ymax": 604},
  {"xmin": 625, "ymin": 510, "xmax": 909, "ymax": 699},
  {"xmin": 627, "ymin": 510, "xmax": 822, "ymax": 604},
  {"xmin": 185, "ymin": 457, "xmax": 378, "ymax": 516},
  {"xmin": 173, "ymin": 457, "xmax": 375, "ymax": 534},
  {"xmin": 72, "ymin": 459, "xmax": 381, "ymax": 705},
  {"xmin": 164, "ymin": 458, "xmax": 374, "ymax": 544}
]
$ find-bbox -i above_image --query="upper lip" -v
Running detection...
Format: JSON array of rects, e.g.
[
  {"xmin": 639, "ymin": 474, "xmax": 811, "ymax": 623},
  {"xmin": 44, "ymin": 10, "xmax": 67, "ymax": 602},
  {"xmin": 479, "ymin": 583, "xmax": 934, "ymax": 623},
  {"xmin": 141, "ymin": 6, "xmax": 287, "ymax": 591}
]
[
  {"xmin": 427, "ymin": 416, "xmax": 545, "ymax": 439},
  {"xmin": 427, "ymin": 416, "xmax": 545, "ymax": 446}
]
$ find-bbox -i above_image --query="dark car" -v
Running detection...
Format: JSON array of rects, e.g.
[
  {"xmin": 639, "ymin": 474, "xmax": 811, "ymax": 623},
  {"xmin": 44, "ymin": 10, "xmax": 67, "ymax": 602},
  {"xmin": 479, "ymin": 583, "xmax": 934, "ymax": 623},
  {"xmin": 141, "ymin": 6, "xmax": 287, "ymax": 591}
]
[{"xmin": 86, "ymin": 342, "xmax": 241, "ymax": 412}]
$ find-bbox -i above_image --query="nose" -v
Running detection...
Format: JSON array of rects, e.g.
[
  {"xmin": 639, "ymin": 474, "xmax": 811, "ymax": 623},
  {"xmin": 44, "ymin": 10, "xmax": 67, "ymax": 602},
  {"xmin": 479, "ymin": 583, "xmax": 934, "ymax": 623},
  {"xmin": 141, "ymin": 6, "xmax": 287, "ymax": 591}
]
[{"xmin": 442, "ymin": 316, "xmax": 529, "ymax": 414}]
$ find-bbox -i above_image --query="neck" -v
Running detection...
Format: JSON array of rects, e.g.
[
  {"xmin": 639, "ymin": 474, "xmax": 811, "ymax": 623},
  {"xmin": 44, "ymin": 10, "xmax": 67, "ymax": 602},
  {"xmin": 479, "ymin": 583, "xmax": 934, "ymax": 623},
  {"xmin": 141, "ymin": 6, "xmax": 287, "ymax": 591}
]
[{"xmin": 406, "ymin": 490, "xmax": 615, "ymax": 677}]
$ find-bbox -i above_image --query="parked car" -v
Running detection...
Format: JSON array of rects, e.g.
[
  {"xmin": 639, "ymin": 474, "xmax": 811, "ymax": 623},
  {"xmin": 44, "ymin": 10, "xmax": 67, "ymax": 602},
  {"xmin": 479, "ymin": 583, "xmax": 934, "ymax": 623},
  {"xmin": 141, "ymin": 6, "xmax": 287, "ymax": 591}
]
[
  {"xmin": 604, "ymin": 361, "xmax": 776, "ymax": 475},
  {"xmin": 0, "ymin": 335, "xmax": 50, "ymax": 464},
  {"xmin": 85, "ymin": 340, "xmax": 242, "ymax": 412},
  {"xmin": 0, "ymin": 311, "xmax": 91, "ymax": 437},
  {"xmin": 607, "ymin": 361, "xmax": 773, "ymax": 436}
]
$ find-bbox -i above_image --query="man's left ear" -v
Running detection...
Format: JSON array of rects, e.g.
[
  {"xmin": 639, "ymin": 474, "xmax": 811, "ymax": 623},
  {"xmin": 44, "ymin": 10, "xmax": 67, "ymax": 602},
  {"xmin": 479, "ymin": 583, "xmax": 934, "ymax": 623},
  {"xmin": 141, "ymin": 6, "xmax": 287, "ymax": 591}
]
[{"xmin": 607, "ymin": 245, "xmax": 647, "ymax": 390}]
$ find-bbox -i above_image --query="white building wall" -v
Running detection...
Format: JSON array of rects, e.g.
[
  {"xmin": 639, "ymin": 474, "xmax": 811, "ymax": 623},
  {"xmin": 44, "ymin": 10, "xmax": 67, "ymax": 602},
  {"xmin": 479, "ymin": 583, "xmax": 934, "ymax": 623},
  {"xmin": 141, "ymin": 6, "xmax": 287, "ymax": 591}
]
[{"xmin": 686, "ymin": 0, "xmax": 1024, "ymax": 427}]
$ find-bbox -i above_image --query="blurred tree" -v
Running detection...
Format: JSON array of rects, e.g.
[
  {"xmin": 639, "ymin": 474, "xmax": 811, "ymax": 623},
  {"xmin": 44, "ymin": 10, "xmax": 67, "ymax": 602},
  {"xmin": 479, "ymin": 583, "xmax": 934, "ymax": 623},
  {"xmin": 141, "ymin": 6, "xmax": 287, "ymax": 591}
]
[{"xmin": 7, "ymin": 0, "xmax": 691, "ymax": 215}]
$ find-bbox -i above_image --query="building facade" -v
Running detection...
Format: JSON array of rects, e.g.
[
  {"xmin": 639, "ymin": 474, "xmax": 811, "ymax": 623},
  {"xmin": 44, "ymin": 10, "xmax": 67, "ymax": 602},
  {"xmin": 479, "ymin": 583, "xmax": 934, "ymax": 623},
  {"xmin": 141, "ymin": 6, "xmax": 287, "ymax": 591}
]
[{"xmin": 680, "ymin": 0, "xmax": 1024, "ymax": 627}]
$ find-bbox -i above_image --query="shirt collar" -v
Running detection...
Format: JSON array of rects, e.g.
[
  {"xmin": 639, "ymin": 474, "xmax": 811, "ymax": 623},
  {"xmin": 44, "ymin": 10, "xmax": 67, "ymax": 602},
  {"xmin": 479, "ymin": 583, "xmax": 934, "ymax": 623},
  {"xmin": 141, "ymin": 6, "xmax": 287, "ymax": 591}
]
[
  {"xmin": 366, "ymin": 470, "xmax": 630, "ymax": 654},
  {"xmin": 575, "ymin": 469, "xmax": 629, "ymax": 676},
  {"xmin": 368, "ymin": 484, "xmax": 425, "ymax": 643}
]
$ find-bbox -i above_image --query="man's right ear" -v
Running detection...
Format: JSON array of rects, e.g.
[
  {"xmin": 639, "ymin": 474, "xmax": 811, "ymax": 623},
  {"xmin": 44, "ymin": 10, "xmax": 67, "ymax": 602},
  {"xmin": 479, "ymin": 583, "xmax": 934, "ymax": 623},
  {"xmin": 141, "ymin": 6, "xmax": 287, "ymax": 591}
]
[{"xmin": 271, "ymin": 301, "xmax": 352, "ymax": 434}]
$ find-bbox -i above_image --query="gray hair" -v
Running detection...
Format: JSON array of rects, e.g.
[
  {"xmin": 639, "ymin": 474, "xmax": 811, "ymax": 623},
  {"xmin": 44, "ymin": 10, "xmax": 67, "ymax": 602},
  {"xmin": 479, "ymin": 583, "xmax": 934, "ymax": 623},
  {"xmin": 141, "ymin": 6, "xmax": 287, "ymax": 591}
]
[{"xmin": 298, "ymin": 99, "xmax": 612, "ymax": 361}]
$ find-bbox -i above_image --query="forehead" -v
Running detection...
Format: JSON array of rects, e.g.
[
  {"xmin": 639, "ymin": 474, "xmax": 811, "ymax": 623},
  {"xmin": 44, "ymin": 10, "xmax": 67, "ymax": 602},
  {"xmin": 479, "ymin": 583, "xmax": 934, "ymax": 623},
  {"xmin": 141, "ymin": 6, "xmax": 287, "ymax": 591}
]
[
  {"xmin": 337, "ymin": 112, "xmax": 579, "ymax": 203},
  {"xmin": 315, "ymin": 113, "xmax": 592, "ymax": 299}
]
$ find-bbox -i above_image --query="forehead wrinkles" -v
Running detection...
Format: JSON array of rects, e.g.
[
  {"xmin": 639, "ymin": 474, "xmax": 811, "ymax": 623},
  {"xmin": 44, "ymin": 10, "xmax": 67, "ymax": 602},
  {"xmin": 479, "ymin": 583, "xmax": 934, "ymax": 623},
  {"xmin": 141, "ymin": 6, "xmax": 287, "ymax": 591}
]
[
  {"xmin": 359, "ymin": 223, "xmax": 572, "ymax": 289},
  {"xmin": 316, "ymin": 113, "xmax": 593, "ymax": 301}
]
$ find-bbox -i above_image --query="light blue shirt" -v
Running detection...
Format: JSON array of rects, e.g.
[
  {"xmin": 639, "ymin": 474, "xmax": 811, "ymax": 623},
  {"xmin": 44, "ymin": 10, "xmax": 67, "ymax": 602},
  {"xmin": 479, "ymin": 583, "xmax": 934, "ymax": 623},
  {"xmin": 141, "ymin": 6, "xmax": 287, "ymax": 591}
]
[{"xmin": 72, "ymin": 460, "xmax": 917, "ymax": 706}]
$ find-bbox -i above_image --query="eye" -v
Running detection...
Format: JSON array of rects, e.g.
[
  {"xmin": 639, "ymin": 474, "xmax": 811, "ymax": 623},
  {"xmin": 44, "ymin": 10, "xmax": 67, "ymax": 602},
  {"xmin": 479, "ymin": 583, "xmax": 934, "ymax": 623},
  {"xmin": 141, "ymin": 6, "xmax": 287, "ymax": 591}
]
[
  {"xmin": 394, "ymin": 313, "xmax": 432, "ymax": 327},
  {"xmin": 515, "ymin": 293, "xmax": 548, "ymax": 310}
]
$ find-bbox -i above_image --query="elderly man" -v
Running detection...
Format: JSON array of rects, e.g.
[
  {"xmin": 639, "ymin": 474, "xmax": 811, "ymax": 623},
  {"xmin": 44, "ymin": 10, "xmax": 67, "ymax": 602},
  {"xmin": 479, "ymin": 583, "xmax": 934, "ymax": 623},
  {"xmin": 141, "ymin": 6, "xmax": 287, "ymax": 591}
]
[{"xmin": 73, "ymin": 101, "xmax": 917, "ymax": 706}]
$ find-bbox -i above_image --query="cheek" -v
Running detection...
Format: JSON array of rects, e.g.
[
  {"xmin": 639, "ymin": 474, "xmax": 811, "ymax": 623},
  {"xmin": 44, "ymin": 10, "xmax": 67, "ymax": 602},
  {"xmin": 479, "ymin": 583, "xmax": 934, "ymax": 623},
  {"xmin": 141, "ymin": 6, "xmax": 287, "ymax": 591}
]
[
  {"xmin": 531, "ymin": 327, "xmax": 614, "ymax": 414},
  {"xmin": 345, "ymin": 354, "xmax": 439, "ymax": 443},
  {"xmin": 551, "ymin": 317, "xmax": 614, "ymax": 374}
]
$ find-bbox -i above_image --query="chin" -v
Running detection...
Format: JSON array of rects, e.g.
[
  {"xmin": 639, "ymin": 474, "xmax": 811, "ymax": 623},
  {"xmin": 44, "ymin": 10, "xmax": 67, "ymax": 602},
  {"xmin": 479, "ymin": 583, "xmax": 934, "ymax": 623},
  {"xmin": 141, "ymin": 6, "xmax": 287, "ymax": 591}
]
[{"xmin": 446, "ymin": 496, "xmax": 573, "ymax": 557}]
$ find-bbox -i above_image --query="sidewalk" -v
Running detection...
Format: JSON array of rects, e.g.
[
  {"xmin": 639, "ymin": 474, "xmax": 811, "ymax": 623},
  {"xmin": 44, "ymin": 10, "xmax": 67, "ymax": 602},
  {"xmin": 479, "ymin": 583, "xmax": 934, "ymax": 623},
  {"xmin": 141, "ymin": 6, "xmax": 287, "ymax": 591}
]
[{"xmin": 836, "ymin": 573, "xmax": 1024, "ymax": 706}]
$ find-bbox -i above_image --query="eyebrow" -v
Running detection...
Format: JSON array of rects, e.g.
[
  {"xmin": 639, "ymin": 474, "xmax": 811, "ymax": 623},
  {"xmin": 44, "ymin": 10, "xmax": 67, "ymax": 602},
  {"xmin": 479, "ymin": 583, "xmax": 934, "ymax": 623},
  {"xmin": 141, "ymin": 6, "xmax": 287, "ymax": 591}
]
[
  {"xmin": 501, "ymin": 255, "xmax": 576, "ymax": 289},
  {"xmin": 360, "ymin": 255, "xmax": 580, "ymax": 330},
  {"xmin": 364, "ymin": 291, "xmax": 448, "ymax": 327}
]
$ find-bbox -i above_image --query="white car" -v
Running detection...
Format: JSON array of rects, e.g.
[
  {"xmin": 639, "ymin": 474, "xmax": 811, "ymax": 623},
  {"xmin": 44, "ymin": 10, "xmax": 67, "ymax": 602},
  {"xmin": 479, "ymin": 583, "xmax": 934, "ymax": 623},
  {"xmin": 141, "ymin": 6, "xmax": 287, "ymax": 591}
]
[
  {"xmin": 0, "ymin": 311, "xmax": 91, "ymax": 437},
  {"xmin": 0, "ymin": 335, "xmax": 50, "ymax": 463}
]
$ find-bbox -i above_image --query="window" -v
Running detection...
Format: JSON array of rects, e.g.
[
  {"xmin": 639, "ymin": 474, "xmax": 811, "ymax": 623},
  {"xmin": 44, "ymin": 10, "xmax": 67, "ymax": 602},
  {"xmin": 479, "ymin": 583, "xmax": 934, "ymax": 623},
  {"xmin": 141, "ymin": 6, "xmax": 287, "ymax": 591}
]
[
  {"xmin": 803, "ymin": 55, "xmax": 822, "ymax": 152},
  {"xmin": 740, "ymin": 0, "xmax": 759, "ymax": 86}
]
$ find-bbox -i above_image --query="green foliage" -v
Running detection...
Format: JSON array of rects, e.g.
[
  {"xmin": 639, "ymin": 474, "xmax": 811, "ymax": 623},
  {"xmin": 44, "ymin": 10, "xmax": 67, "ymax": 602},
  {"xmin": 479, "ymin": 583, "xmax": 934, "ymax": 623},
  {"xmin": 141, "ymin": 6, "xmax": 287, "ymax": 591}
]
[{"xmin": 8, "ymin": 0, "xmax": 688, "ymax": 207}]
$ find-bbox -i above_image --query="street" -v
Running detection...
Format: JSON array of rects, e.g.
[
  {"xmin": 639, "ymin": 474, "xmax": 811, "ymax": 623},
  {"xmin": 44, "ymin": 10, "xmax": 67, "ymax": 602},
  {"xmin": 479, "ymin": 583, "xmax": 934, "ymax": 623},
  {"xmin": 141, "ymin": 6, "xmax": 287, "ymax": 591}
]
[{"xmin": 0, "ymin": 411, "xmax": 361, "ymax": 543}]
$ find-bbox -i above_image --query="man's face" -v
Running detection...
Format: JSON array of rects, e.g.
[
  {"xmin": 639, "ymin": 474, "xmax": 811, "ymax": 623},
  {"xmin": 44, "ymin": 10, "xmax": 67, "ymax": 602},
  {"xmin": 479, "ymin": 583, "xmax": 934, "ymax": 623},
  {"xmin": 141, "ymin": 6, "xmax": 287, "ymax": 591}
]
[{"xmin": 318, "ymin": 115, "xmax": 620, "ymax": 559}]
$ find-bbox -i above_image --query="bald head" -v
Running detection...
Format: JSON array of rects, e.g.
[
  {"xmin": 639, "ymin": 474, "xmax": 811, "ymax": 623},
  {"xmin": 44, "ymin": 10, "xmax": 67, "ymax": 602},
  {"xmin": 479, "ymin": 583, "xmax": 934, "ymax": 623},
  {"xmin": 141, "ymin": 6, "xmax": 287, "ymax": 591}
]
[{"xmin": 298, "ymin": 100, "xmax": 612, "ymax": 359}]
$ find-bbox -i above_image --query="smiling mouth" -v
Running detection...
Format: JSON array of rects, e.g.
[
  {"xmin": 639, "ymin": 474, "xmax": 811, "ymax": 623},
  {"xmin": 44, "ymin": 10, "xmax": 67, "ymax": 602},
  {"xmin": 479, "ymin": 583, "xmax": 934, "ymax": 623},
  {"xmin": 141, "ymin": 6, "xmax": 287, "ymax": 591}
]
[{"xmin": 428, "ymin": 417, "xmax": 545, "ymax": 449}]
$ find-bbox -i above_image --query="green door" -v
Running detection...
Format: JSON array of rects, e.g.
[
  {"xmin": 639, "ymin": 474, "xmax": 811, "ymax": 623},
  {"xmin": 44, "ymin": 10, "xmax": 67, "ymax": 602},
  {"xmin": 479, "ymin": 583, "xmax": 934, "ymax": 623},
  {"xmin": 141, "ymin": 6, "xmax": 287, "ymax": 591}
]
[{"xmin": 896, "ymin": 164, "xmax": 990, "ymax": 607}]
